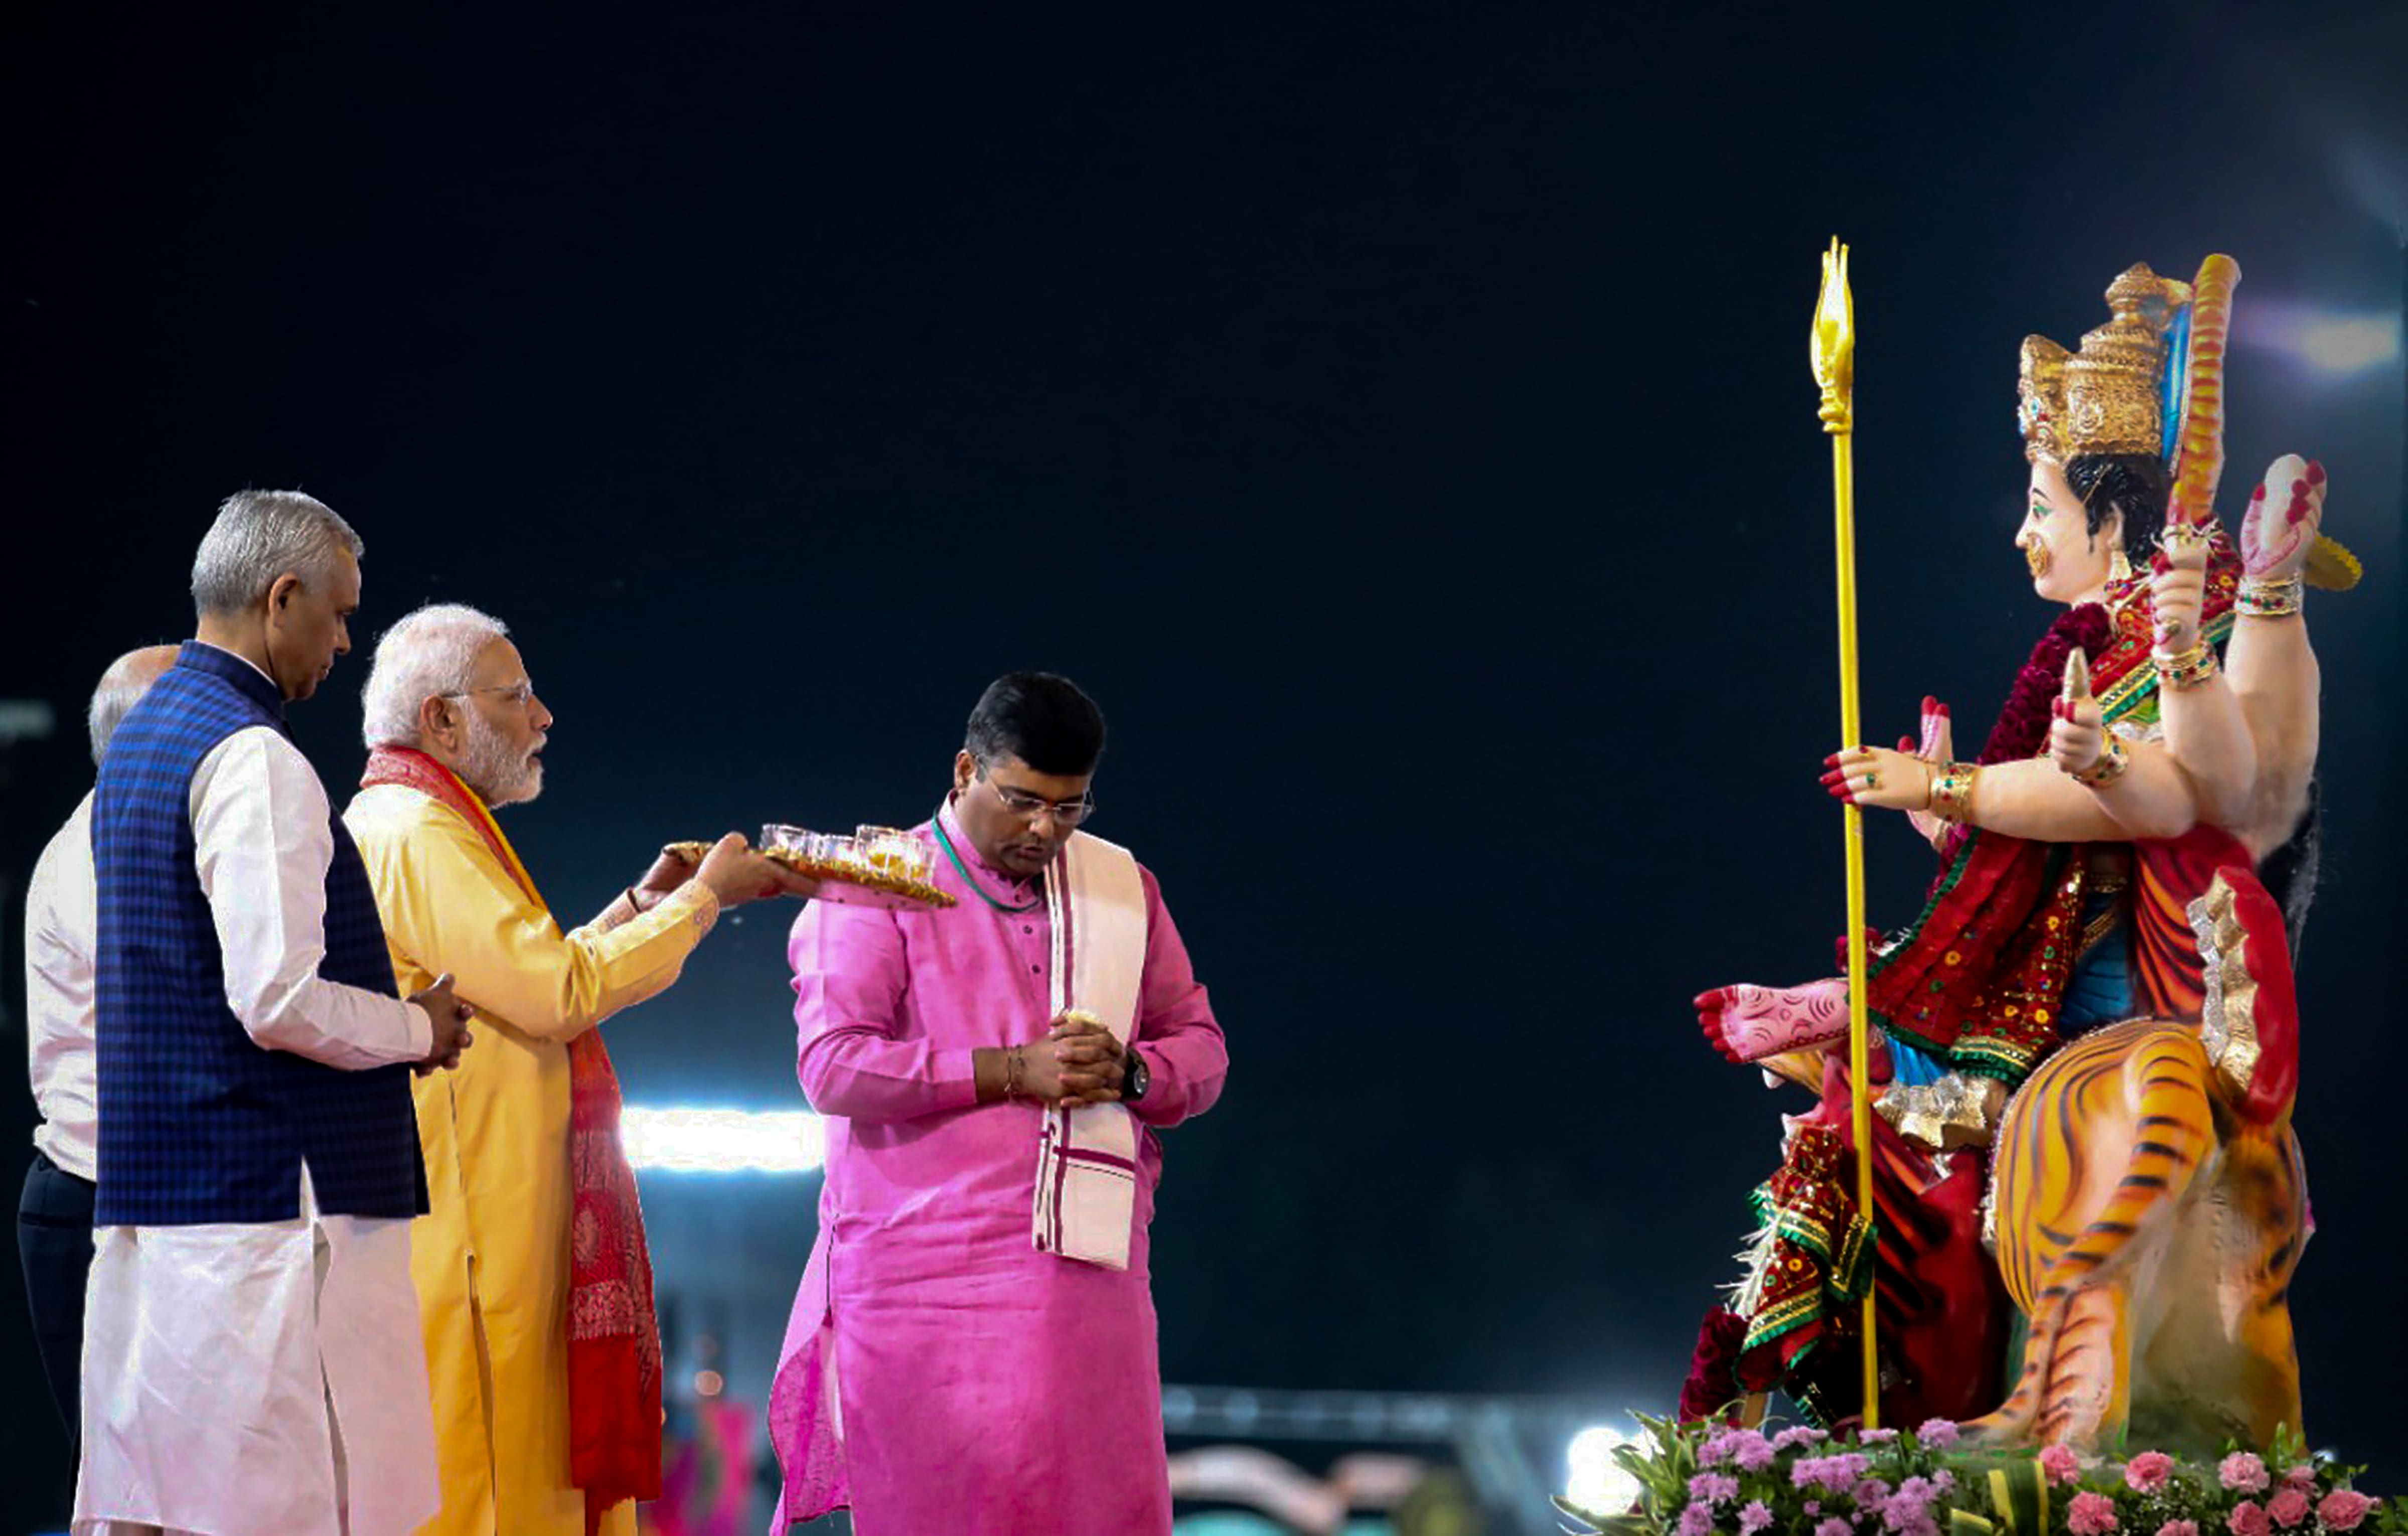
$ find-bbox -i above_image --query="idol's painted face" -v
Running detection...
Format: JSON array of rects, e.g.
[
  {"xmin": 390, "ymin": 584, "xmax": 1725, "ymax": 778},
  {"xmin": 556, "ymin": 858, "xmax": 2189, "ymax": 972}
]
[
  {"xmin": 2016, "ymin": 459, "xmax": 2122, "ymax": 606},
  {"xmin": 264, "ymin": 549, "xmax": 360, "ymax": 701},
  {"xmin": 950, "ymin": 750, "xmax": 1092, "ymax": 879}
]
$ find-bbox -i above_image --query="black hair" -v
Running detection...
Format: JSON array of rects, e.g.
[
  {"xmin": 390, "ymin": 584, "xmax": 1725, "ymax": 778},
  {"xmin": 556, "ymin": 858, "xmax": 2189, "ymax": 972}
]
[
  {"xmin": 2256, "ymin": 779, "xmax": 2324, "ymax": 966},
  {"xmin": 964, "ymin": 672, "xmax": 1106, "ymax": 777},
  {"xmin": 2063, "ymin": 451, "xmax": 2170, "ymax": 561}
]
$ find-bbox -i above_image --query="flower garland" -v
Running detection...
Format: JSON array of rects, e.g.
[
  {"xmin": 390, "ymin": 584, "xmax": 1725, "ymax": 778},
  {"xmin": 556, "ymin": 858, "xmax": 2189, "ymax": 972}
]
[{"xmin": 1560, "ymin": 1415, "xmax": 2395, "ymax": 1536}]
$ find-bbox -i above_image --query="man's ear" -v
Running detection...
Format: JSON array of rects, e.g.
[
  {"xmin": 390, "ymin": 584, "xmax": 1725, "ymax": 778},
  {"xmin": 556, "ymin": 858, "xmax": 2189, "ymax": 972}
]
[
  {"xmin": 266, "ymin": 571, "xmax": 304, "ymax": 615},
  {"xmin": 952, "ymin": 750, "xmax": 977, "ymax": 792},
  {"xmin": 417, "ymin": 693, "xmax": 459, "ymax": 749}
]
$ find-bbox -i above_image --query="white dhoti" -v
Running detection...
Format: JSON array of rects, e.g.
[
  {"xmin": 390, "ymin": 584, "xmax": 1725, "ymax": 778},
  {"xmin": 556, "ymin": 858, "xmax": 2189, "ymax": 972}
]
[{"xmin": 76, "ymin": 1169, "xmax": 439, "ymax": 1536}]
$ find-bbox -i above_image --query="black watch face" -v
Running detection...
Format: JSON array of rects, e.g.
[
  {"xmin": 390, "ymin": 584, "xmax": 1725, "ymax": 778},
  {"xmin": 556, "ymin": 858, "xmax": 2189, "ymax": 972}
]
[{"xmin": 1127, "ymin": 1053, "xmax": 1149, "ymax": 1100}]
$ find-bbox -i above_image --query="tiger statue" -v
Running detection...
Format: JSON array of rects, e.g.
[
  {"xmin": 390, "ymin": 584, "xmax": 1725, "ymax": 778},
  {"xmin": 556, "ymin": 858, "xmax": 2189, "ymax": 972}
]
[{"xmin": 1967, "ymin": 867, "xmax": 2305, "ymax": 1457}]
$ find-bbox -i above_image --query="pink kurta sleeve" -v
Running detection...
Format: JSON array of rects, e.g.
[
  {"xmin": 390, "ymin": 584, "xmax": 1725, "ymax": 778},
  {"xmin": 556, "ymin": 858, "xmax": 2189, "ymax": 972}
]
[
  {"xmin": 1127, "ymin": 867, "xmax": 1226, "ymax": 1127},
  {"xmin": 790, "ymin": 901, "xmax": 981, "ymax": 1123}
]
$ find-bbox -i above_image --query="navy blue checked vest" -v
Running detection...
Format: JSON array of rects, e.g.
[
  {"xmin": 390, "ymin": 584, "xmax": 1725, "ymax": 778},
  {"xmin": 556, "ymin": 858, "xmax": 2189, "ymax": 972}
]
[{"xmin": 92, "ymin": 642, "xmax": 427, "ymax": 1224}]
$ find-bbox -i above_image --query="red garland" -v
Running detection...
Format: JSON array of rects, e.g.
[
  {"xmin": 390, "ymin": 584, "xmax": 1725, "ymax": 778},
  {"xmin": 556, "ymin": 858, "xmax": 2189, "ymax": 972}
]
[{"xmin": 1976, "ymin": 602, "xmax": 2114, "ymax": 766}]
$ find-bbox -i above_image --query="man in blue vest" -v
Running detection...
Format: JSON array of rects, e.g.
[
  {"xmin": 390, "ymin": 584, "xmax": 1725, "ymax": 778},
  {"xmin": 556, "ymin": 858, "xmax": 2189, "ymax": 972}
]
[{"xmin": 77, "ymin": 489, "xmax": 474, "ymax": 1536}]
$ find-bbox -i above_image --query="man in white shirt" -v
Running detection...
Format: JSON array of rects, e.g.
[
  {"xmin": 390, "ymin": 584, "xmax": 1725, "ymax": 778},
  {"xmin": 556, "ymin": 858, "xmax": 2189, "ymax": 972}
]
[
  {"xmin": 77, "ymin": 489, "xmax": 474, "ymax": 1536},
  {"xmin": 18, "ymin": 644, "xmax": 178, "ymax": 1477}
]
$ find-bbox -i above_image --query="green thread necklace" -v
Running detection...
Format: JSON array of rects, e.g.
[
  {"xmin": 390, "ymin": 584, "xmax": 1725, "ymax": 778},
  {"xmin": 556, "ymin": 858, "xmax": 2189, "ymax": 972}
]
[{"xmin": 932, "ymin": 815, "xmax": 1044, "ymax": 913}]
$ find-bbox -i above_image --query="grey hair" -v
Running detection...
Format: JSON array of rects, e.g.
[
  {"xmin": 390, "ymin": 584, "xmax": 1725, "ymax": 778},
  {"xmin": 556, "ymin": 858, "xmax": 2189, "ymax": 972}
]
[
  {"xmin": 360, "ymin": 603, "xmax": 511, "ymax": 749},
  {"xmin": 86, "ymin": 646, "xmax": 178, "ymax": 766},
  {"xmin": 189, "ymin": 490, "xmax": 366, "ymax": 618}
]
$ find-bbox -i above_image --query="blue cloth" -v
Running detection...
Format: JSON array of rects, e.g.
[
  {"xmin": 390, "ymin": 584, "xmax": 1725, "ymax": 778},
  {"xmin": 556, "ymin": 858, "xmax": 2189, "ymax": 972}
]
[
  {"xmin": 92, "ymin": 642, "xmax": 425, "ymax": 1225},
  {"xmin": 2059, "ymin": 893, "xmax": 2134, "ymax": 1033}
]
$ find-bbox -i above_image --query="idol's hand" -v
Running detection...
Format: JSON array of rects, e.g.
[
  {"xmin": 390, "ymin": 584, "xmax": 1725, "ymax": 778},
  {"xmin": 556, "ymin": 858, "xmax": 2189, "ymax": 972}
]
[
  {"xmin": 1823, "ymin": 743, "xmax": 1932, "ymax": 813},
  {"xmin": 1901, "ymin": 696, "xmax": 1953, "ymax": 847},
  {"xmin": 2047, "ymin": 648, "xmax": 2107, "ymax": 779},
  {"xmin": 2150, "ymin": 529, "xmax": 2209, "ymax": 654},
  {"xmin": 2238, "ymin": 454, "xmax": 2326, "ymax": 581}
]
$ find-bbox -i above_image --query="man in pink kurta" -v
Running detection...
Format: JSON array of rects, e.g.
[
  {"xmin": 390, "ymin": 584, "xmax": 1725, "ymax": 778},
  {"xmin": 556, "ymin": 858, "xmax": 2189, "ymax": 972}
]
[{"xmin": 767, "ymin": 672, "xmax": 1227, "ymax": 1533}]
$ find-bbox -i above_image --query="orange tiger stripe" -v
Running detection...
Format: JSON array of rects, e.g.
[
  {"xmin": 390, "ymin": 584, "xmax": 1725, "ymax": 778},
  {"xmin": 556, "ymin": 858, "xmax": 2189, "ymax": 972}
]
[{"xmin": 1981, "ymin": 1021, "xmax": 2214, "ymax": 1440}]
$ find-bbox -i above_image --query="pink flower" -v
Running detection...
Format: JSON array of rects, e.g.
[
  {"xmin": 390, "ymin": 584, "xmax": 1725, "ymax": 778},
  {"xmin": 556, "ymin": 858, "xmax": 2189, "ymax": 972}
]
[
  {"xmin": 2281, "ymin": 1464, "xmax": 2317, "ymax": 1494},
  {"xmin": 2068, "ymin": 1490, "xmax": 2121, "ymax": 1535},
  {"xmin": 2125, "ymin": 1451, "xmax": 2175, "ymax": 1493},
  {"xmin": 1678, "ymin": 1502, "xmax": 1715, "ymax": 1536},
  {"xmin": 2040, "ymin": 1443, "xmax": 2082, "ymax": 1485},
  {"xmin": 2318, "ymin": 1489, "xmax": 2376, "ymax": 1531},
  {"xmin": 1914, "ymin": 1419, "xmax": 1959, "ymax": 1449},
  {"xmin": 2154, "ymin": 1523, "xmax": 2199, "ymax": 1536},
  {"xmin": 2219, "ymin": 1452, "xmax": 2270, "ymax": 1494},
  {"xmin": 2226, "ymin": 1499, "xmax": 2269, "ymax": 1536},
  {"xmin": 1689, "ymin": 1472, "xmax": 1740, "ymax": 1506},
  {"xmin": 1739, "ymin": 1501, "xmax": 1775, "ymax": 1534},
  {"xmin": 1816, "ymin": 1520, "xmax": 1854, "ymax": 1536},
  {"xmin": 2265, "ymin": 1487, "xmax": 2309, "ymax": 1528},
  {"xmin": 1730, "ymin": 1431, "xmax": 1777, "ymax": 1473}
]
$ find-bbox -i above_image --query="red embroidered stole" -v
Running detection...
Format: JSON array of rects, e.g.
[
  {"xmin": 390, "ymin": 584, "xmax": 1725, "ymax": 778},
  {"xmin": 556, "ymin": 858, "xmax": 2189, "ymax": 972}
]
[{"xmin": 359, "ymin": 746, "xmax": 662, "ymax": 1528}]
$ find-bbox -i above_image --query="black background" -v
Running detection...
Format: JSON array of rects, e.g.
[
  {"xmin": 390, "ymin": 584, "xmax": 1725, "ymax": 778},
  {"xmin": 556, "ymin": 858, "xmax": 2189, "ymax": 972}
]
[{"xmin": 4, "ymin": 3, "xmax": 2403, "ymax": 1526}]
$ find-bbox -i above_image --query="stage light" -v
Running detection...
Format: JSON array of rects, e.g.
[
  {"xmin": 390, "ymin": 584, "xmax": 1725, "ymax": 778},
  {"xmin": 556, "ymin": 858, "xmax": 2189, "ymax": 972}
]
[
  {"xmin": 2240, "ymin": 300, "xmax": 2403, "ymax": 380},
  {"xmin": 2293, "ymin": 313, "xmax": 2400, "ymax": 376},
  {"xmin": 1565, "ymin": 1424, "xmax": 1642, "ymax": 1517},
  {"xmin": 620, "ymin": 1107, "xmax": 825, "ymax": 1173}
]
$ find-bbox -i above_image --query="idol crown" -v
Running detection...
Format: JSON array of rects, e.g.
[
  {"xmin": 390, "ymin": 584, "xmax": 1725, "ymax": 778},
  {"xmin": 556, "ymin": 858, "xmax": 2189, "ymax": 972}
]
[{"xmin": 2018, "ymin": 263, "xmax": 2193, "ymax": 465}]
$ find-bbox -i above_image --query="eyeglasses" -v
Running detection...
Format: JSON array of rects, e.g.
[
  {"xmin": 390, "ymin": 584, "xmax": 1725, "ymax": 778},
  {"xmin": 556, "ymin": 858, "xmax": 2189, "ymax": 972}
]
[
  {"xmin": 978, "ymin": 767, "xmax": 1094, "ymax": 826},
  {"xmin": 443, "ymin": 681, "xmax": 537, "ymax": 709}
]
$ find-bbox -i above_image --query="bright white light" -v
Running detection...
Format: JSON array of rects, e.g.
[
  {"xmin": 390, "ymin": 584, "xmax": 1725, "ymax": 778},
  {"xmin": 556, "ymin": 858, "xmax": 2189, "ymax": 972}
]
[
  {"xmin": 621, "ymin": 1107, "xmax": 824, "ymax": 1174},
  {"xmin": 2243, "ymin": 301, "xmax": 2403, "ymax": 379},
  {"xmin": 2294, "ymin": 314, "xmax": 2401, "ymax": 376},
  {"xmin": 1566, "ymin": 1425, "xmax": 1642, "ymax": 1517}
]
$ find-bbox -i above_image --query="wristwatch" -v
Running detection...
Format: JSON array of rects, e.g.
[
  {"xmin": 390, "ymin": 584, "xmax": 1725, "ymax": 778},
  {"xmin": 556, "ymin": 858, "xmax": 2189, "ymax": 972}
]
[{"xmin": 1122, "ymin": 1045, "xmax": 1149, "ymax": 1103}]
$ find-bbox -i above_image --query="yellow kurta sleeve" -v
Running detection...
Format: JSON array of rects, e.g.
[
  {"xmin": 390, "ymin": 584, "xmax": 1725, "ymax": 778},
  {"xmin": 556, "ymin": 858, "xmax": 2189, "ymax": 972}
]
[{"xmin": 357, "ymin": 794, "xmax": 717, "ymax": 1043}]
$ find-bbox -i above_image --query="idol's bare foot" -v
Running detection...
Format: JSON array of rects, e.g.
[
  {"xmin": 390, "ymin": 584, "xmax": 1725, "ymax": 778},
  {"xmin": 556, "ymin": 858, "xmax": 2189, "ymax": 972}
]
[{"xmin": 1696, "ymin": 977, "xmax": 1849, "ymax": 1064}]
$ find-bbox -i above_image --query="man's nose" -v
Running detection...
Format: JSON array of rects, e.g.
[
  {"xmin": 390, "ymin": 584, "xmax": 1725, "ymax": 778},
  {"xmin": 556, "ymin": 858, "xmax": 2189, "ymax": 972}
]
[{"xmin": 530, "ymin": 694, "xmax": 554, "ymax": 732}]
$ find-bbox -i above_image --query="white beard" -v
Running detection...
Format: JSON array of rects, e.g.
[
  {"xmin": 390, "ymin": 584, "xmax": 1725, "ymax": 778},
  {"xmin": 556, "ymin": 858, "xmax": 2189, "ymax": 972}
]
[{"xmin": 459, "ymin": 711, "xmax": 543, "ymax": 807}]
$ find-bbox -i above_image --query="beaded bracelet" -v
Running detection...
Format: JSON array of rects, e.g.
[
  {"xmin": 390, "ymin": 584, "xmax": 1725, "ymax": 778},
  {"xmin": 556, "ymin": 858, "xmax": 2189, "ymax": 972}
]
[
  {"xmin": 2154, "ymin": 641, "xmax": 2220, "ymax": 691},
  {"xmin": 2069, "ymin": 733, "xmax": 2130, "ymax": 788},
  {"xmin": 2236, "ymin": 575, "xmax": 2304, "ymax": 619},
  {"xmin": 1004, "ymin": 1045, "xmax": 1026, "ymax": 1102}
]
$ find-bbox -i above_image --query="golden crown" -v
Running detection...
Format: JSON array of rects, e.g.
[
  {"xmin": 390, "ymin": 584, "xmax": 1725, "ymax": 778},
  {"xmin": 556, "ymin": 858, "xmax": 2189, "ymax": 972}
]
[{"xmin": 2018, "ymin": 263, "xmax": 2193, "ymax": 465}]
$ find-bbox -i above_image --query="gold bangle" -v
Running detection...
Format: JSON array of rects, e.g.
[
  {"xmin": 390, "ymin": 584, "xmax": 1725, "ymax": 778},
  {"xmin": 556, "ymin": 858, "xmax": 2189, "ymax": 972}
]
[
  {"xmin": 2153, "ymin": 640, "xmax": 2220, "ymax": 691},
  {"xmin": 1926, "ymin": 761, "xmax": 1980, "ymax": 824},
  {"xmin": 1004, "ymin": 1045, "xmax": 1026, "ymax": 1102},
  {"xmin": 2236, "ymin": 575, "xmax": 2304, "ymax": 618},
  {"xmin": 2069, "ymin": 733, "xmax": 2130, "ymax": 788}
]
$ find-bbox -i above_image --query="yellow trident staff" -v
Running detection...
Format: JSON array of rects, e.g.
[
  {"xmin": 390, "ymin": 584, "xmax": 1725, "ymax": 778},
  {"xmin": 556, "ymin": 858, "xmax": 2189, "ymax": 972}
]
[{"xmin": 1810, "ymin": 236, "xmax": 1880, "ymax": 1429}]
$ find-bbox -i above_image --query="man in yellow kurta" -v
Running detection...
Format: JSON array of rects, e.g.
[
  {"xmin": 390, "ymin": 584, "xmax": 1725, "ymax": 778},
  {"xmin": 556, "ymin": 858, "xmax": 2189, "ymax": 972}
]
[{"xmin": 344, "ymin": 602, "xmax": 812, "ymax": 1535}]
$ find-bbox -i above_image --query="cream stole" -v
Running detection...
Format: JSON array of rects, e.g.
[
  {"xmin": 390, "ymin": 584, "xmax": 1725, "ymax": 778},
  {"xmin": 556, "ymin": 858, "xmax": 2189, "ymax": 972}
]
[{"xmin": 1031, "ymin": 831, "xmax": 1145, "ymax": 1270}]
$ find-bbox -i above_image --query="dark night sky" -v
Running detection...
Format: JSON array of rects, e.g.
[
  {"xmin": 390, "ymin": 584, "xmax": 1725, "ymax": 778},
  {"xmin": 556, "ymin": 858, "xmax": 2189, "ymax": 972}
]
[{"xmin": 4, "ymin": 1, "xmax": 2404, "ymax": 1522}]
